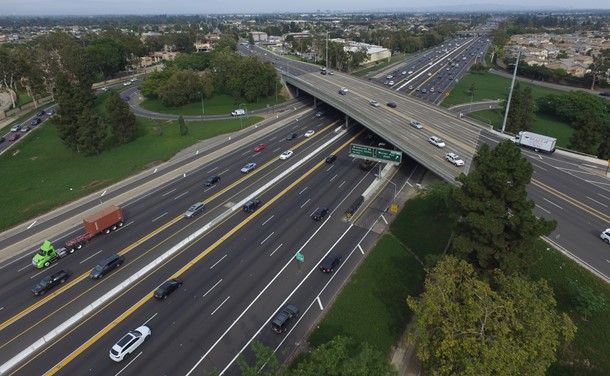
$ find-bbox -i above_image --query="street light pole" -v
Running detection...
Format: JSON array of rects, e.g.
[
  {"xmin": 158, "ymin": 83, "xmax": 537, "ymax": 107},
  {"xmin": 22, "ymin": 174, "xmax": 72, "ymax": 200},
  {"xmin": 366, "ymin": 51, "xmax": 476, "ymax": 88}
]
[
  {"xmin": 501, "ymin": 50, "xmax": 521, "ymax": 134},
  {"xmin": 239, "ymin": 102, "xmax": 246, "ymax": 130},
  {"xmin": 199, "ymin": 92, "xmax": 205, "ymax": 118}
]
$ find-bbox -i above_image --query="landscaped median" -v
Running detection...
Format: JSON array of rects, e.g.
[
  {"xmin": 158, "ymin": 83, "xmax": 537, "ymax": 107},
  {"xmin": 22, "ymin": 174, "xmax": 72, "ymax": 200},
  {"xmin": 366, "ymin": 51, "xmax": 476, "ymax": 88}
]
[{"xmin": 292, "ymin": 194, "xmax": 610, "ymax": 375}]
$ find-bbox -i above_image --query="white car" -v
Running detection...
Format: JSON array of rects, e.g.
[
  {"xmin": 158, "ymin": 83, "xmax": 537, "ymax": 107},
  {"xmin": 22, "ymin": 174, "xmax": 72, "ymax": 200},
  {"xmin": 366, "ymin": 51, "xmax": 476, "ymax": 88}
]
[
  {"xmin": 304, "ymin": 130, "xmax": 315, "ymax": 137},
  {"xmin": 370, "ymin": 100, "xmax": 380, "ymax": 107},
  {"xmin": 109, "ymin": 325, "xmax": 151, "ymax": 362},
  {"xmin": 429, "ymin": 136, "xmax": 446, "ymax": 148},
  {"xmin": 122, "ymin": 81, "xmax": 131, "ymax": 86},
  {"xmin": 280, "ymin": 150, "xmax": 293, "ymax": 160},
  {"xmin": 410, "ymin": 120, "xmax": 423, "ymax": 129},
  {"xmin": 445, "ymin": 152, "xmax": 465, "ymax": 166},
  {"xmin": 241, "ymin": 162, "xmax": 257, "ymax": 173},
  {"xmin": 601, "ymin": 228, "xmax": 610, "ymax": 243},
  {"xmin": 10, "ymin": 124, "xmax": 21, "ymax": 132},
  {"xmin": 427, "ymin": 72, "xmax": 432, "ymax": 76}
]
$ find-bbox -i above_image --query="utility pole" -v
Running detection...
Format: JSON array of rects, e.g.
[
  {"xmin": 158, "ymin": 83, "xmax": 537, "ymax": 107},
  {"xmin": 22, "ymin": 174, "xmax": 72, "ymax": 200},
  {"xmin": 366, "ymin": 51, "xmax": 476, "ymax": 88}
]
[
  {"xmin": 326, "ymin": 32, "xmax": 329, "ymax": 69},
  {"xmin": 501, "ymin": 50, "xmax": 521, "ymax": 134}
]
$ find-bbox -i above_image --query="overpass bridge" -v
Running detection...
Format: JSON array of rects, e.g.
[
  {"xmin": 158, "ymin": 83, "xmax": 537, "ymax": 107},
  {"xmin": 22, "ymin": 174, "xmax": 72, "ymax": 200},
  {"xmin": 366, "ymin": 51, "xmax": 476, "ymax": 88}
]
[{"xmin": 281, "ymin": 69, "xmax": 483, "ymax": 184}]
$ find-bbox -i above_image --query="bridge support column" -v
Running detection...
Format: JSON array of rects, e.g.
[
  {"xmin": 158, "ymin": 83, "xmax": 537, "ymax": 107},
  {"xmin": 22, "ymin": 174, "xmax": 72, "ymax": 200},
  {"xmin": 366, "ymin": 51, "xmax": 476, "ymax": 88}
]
[
  {"xmin": 313, "ymin": 97, "xmax": 318, "ymax": 107},
  {"xmin": 344, "ymin": 114, "xmax": 350, "ymax": 128}
]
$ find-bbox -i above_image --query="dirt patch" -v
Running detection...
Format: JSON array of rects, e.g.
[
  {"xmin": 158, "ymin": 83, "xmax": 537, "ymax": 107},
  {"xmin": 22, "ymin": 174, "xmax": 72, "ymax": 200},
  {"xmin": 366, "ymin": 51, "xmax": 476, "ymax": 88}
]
[
  {"xmin": 144, "ymin": 160, "xmax": 164, "ymax": 169},
  {"xmin": 29, "ymin": 156, "xmax": 38, "ymax": 161},
  {"xmin": 81, "ymin": 180, "xmax": 108, "ymax": 190}
]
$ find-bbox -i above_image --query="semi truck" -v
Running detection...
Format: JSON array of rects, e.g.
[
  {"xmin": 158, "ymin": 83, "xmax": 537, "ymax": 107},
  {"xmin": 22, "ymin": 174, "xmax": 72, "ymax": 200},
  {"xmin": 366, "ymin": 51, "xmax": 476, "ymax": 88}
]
[
  {"xmin": 512, "ymin": 131, "xmax": 556, "ymax": 153},
  {"xmin": 32, "ymin": 206, "xmax": 124, "ymax": 268}
]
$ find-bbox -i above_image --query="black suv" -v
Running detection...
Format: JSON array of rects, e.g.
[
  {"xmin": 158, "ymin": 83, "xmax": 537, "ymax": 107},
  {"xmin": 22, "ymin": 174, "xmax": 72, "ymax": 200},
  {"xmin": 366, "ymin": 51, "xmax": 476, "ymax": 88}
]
[
  {"xmin": 243, "ymin": 198, "xmax": 262, "ymax": 213},
  {"xmin": 325, "ymin": 155, "xmax": 337, "ymax": 163},
  {"xmin": 154, "ymin": 278, "xmax": 183, "ymax": 300},
  {"xmin": 271, "ymin": 304, "xmax": 299, "ymax": 333},
  {"xmin": 89, "ymin": 254, "xmax": 124, "ymax": 279},
  {"xmin": 311, "ymin": 207, "xmax": 328, "ymax": 221},
  {"xmin": 286, "ymin": 133, "xmax": 297, "ymax": 140},
  {"xmin": 32, "ymin": 270, "xmax": 70, "ymax": 296},
  {"xmin": 205, "ymin": 175, "xmax": 221, "ymax": 186},
  {"xmin": 319, "ymin": 253, "xmax": 342, "ymax": 273}
]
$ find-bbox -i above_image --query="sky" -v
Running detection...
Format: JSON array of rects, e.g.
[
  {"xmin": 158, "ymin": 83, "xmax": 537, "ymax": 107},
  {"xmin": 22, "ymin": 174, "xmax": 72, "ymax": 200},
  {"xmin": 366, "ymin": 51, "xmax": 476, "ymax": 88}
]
[{"xmin": 1, "ymin": 0, "xmax": 610, "ymax": 16}]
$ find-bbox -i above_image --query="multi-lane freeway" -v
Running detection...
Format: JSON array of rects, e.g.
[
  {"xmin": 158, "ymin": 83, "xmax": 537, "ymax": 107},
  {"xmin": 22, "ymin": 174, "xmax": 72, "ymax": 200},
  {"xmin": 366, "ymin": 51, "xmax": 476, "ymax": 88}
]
[{"xmin": 0, "ymin": 106, "xmax": 423, "ymax": 375}]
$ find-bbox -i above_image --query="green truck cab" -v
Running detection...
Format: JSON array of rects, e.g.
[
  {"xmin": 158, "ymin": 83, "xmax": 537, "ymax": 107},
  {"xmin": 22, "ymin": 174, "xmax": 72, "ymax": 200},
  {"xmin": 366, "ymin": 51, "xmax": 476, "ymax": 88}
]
[{"xmin": 32, "ymin": 240, "xmax": 70, "ymax": 268}]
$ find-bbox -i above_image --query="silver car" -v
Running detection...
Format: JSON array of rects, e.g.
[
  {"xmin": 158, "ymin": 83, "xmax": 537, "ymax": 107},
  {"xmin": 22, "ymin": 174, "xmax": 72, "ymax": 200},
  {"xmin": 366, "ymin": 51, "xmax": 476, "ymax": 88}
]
[
  {"xmin": 184, "ymin": 202, "xmax": 205, "ymax": 218},
  {"xmin": 410, "ymin": 120, "xmax": 423, "ymax": 129},
  {"xmin": 241, "ymin": 162, "xmax": 257, "ymax": 173}
]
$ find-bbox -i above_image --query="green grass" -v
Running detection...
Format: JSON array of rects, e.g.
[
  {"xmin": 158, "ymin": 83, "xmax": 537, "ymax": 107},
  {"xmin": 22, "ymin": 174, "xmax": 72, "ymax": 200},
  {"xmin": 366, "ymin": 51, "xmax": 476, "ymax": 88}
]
[
  {"xmin": 16, "ymin": 91, "xmax": 33, "ymax": 107},
  {"xmin": 352, "ymin": 54, "xmax": 409, "ymax": 77},
  {"xmin": 308, "ymin": 196, "xmax": 451, "ymax": 357},
  {"xmin": 442, "ymin": 71, "xmax": 565, "ymax": 107},
  {"xmin": 0, "ymin": 114, "xmax": 261, "ymax": 230},
  {"xmin": 308, "ymin": 234, "xmax": 425, "ymax": 356},
  {"xmin": 139, "ymin": 94, "xmax": 285, "ymax": 116},
  {"xmin": 466, "ymin": 109, "xmax": 574, "ymax": 148},
  {"xmin": 528, "ymin": 241, "xmax": 610, "ymax": 376}
]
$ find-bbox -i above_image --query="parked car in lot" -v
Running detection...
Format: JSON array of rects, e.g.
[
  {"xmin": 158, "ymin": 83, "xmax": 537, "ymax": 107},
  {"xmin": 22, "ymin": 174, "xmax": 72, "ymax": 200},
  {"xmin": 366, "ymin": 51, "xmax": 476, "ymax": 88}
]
[
  {"xmin": 319, "ymin": 253, "xmax": 342, "ymax": 273},
  {"xmin": 10, "ymin": 124, "xmax": 21, "ymax": 132},
  {"xmin": 286, "ymin": 133, "xmax": 297, "ymax": 140},
  {"xmin": 445, "ymin": 152, "xmax": 465, "ymax": 166},
  {"xmin": 0, "ymin": 137, "xmax": 4, "ymax": 143},
  {"xmin": 311, "ymin": 207, "xmax": 329, "ymax": 221},
  {"xmin": 7, "ymin": 134, "xmax": 20, "ymax": 141},
  {"xmin": 271, "ymin": 304, "xmax": 299, "ymax": 334},
  {"xmin": 184, "ymin": 202, "xmax": 205, "ymax": 218},
  {"xmin": 154, "ymin": 278, "xmax": 183, "ymax": 300},
  {"xmin": 241, "ymin": 162, "xmax": 257, "ymax": 173},
  {"xmin": 428, "ymin": 136, "xmax": 446, "ymax": 148},
  {"xmin": 243, "ymin": 198, "xmax": 262, "ymax": 213},
  {"xmin": 204, "ymin": 175, "xmax": 220, "ymax": 186},
  {"xmin": 31, "ymin": 270, "xmax": 70, "ymax": 296},
  {"xmin": 109, "ymin": 325, "xmax": 151, "ymax": 362},
  {"xmin": 410, "ymin": 120, "xmax": 423, "ymax": 129},
  {"xmin": 20, "ymin": 125, "xmax": 30, "ymax": 132},
  {"xmin": 36, "ymin": 110, "xmax": 45, "ymax": 117},
  {"xmin": 325, "ymin": 155, "xmax": 337, "ymax": 163},
  {"xmin": 304, "ymin": 130, "xmax": 315, "ymax": 137},
  {"xmin": 46, "ymin": 109, "xmax": 55, "ymax": 116},
  {"xmin": 280, "ymin": 150, "xmax": 293, "ymax": 160},
  {"xmin": 30, "ymin": 118, "xmax": 42, "ymax": 126},
  {"xmin": 254, "ymin": 143, "xmax": 266, "ymax": 152}
]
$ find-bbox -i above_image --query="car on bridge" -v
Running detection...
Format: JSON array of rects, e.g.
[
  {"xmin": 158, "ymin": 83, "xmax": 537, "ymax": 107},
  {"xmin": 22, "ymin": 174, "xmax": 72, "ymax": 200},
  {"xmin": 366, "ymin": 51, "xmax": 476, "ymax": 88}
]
[
  {"xmin": 429, "ymin": 136, "xmax": 446, "ymax": 148},
  {"xmin": 410, "ymin": 120, "xmax": 423, "ymax": 129},
  {"xmin": 386, "ymin": 102, "xmax": 397, "ymax": 108},
  {"xmin": 370, "ymin": 100, "xmax": 380, "ymax": 107},
  {"xmin": 445, "ymin": 153, "xmax": 464, "ymax": 166},
  {"xmin": 338, "ymin": 87, "xmax": 348, "ymax": 95},
  {"xmin": 601, "ymin": 229, "xmax": 610, "ymax": 243}
]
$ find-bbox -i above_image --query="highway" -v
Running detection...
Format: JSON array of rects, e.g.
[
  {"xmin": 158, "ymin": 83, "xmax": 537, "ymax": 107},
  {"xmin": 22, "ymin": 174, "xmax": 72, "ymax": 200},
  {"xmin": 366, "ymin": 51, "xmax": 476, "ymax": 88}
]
[
  {"xmin": 254, "ymin": 43, "xmax": 610, "ymax": 285},
  {"xmin": 0, "ymin": 107, "xmax": 421, "ymax": 375},
  {"xmin": 1, "ymin": 34, "xmax": 609, "ymax": 376}
]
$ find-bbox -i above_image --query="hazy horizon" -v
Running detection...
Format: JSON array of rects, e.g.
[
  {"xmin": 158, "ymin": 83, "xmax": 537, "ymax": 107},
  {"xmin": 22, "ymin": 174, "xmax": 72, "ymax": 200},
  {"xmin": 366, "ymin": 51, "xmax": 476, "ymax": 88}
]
[{"xmin": 1, "ymin": 0, "xmax": 610, "ymax": 16}]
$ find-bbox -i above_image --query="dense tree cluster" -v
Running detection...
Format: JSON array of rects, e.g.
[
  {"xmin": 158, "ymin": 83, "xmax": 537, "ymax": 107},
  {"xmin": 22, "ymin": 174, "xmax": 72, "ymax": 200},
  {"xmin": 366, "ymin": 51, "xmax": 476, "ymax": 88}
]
[
  {"xmin": 452, "ymin": 141, "xmax": 556, "ymax": 273},
  {"xmin": 501, "ymin": 83, "xmax": 537, "ymax": 134},
  {"xmin": 536, "ymin": 91, "xmax": 610, "ymax": 157},
  {"xmin": 408, "ymin": 256, "xmax": 576, "ymax": 376}
]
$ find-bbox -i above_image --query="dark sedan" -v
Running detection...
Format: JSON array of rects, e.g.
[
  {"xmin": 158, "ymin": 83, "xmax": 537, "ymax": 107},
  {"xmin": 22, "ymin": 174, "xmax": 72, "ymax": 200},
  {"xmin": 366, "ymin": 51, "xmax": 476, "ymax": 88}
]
[
  {"xmin": 319, "ymin": 253, "xmax": 342, "ymax": 273},
  {"xmin": 205, "ymin": 175, "xmax": 221, "ymax": 186},
  {"xmin": 154, "ymin": 278, "xmax": 183, "ymax": 300},
  {"xmin": 30, "ymin": 118, "xmax": 42, "ymax": 126},
  {"xmin": 32, "ymin": 270, "xmax": 70, "ymax": 296}
]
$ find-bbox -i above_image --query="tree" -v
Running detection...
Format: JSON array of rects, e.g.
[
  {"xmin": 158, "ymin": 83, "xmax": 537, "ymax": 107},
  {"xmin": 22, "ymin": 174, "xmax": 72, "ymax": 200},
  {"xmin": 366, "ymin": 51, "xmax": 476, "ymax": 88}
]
[
  {"xmin": 178, "ymin": 115, "xmax": 188, "ymax": 136},
  {"xmin": 287, "ymin": 336, "xmax": 398, "ymax": 376},
  {"xmin": 75, "ymin": 106, "xmax": 107, "ymax": 155},
  {"xmin": 85, "ymin": 38, "xmax": 126, "ymax": 79},
  {"xmin": 407, "ymin": 256, "xmax": 576, "ymax": 376},
  {"xmin": 237, "ymin": 341, "xmax": 280, "ymax": 376},
  {"xmin": 451, "ymin": 141, "xmax": 557, "ymax": 273},
  {"xmin": 569, "ymin": 280, "xmax": 606, "ymax": 321},
  {"xmin": 502, "ymin": 83, "xmax": 536, "ymax": 133},
  {"xmin": 106, "ymin": 91, "xmax": 137, "ymax": 143}
]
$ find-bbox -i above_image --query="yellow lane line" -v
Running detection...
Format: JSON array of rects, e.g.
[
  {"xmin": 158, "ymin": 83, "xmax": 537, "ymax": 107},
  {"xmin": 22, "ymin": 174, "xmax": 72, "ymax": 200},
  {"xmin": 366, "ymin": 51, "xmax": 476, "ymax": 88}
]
[
  {"xmin": 42, "ymin": 131, "xmax": 363, "ymax": 374},
  {"xmin": 0, "ymin": 120, "xmax": 339, "ymax": 339}
]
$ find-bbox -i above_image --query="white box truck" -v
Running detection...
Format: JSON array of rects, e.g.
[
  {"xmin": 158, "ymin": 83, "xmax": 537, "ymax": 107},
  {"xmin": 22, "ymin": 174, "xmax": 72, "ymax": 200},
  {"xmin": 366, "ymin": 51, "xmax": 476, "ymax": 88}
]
[
  {"xmin": 512, "ymin": 131, "xmax": 556, "ymax": 153},
  {"xmin": 231, "ymin": 109, "xmax": 245, "ymax": 116}
]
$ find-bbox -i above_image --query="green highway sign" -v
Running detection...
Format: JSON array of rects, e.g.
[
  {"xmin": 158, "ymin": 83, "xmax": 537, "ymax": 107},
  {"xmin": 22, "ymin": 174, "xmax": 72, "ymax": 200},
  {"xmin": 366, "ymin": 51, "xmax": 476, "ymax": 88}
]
[
  {"xmin": 375, "ymin": 148, "xmax": 402, "ymax": 163},
  {"xmin": 295, "ymin": 252, "xmax": 305, "ymax": 262},
  {"xmin": 349, "ymin": 144, "xmax": 374, "ymax": 158}
]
